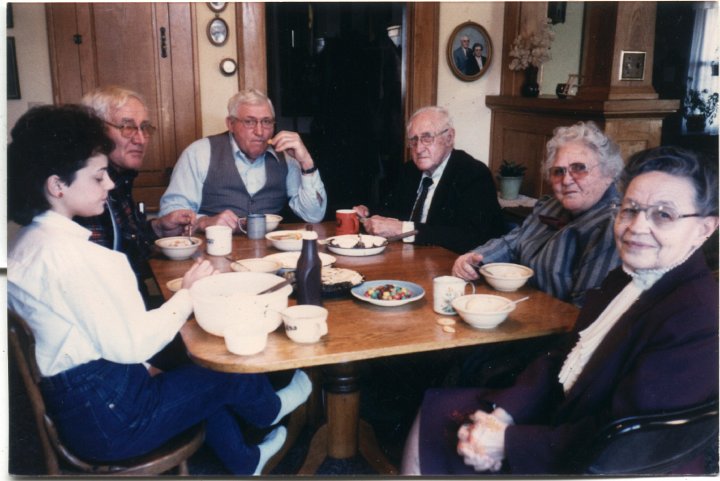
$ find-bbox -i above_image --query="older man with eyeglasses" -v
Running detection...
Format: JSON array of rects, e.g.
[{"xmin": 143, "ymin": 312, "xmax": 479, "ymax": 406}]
[
  {"xmin": 353, "ymin": 106, "xmax": 506, "ymax": 253},
  {"xmin": 159, "ymin": 89, "xmax": 327, "ymax": 231},
  {"xmin": 77, "ymin": 86, "xmax": 196, "ymax": 294}
]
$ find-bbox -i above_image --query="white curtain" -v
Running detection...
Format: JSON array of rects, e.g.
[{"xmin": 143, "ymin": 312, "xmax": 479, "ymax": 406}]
[{"xmin": 687, "ymin": 2, "xmax": 719, "ymax": 134}]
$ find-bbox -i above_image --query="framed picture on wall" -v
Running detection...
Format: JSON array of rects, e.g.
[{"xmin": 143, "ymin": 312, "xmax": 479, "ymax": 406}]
[
  {"xmin": 447, "ymin": 21, "xmax": 493, "ymax": 82},
  {"xmin": 207, "ymin": 17, "xmax": 229, "ymax": 46},
  {"xmin": 7, "ymin": 37, "xmax": 21, "ymax": 100}
]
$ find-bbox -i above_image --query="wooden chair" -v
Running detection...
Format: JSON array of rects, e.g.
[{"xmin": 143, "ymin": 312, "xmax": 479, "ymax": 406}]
[
  {"xmin": 585, "ymin": 399, "xmax": 719, "ymax": 474},
  {"xmin": 7, "ymin": 310, "xmax": 206, "ymax": 475}
]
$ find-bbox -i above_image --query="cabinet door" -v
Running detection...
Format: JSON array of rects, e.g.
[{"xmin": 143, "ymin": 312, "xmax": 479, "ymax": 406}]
[{"xmin": 46, "ymin": 3, "xmax": 200, "ymax": 210}]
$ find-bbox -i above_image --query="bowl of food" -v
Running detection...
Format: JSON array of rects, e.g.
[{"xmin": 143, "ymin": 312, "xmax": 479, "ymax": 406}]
[
  {"xmin": 155, "ymin": 236, "xmax": 202, "ymax": 261},
  {"xmin": 231, "ymin": 257, "xmax": 282, "ymax": 274},
  {"xmin": 190, "ymin": 272, "xmax": 293, "ymax": 336},
  {"xmin": 479, "ymin": 263, "xmax": 534, "ymax": 292},
  {"xmin": 452, "ymin": 294, "xmax": 515, "ymax": 329},
  {"xmin": 324, "ymin": 234, "xmax": 387, "ymax": 256},
  {"xmin": 265, "ymin": 230, "xmax": 304, "ymax": 251},
  {"xmin": 240, "ymin": 213, "xmax": 283, "ymax": 233}
]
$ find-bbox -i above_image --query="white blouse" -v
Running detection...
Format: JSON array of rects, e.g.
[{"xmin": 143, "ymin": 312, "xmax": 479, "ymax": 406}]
[{"xmin": 8, "ymin": 211, "xmax": 193, "ymax": 377}]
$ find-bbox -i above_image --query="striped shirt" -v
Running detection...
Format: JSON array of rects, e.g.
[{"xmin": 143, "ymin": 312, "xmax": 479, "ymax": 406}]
[{"xmin": 473, "ymin": 185, "xmax": 621, "ymax": 307}]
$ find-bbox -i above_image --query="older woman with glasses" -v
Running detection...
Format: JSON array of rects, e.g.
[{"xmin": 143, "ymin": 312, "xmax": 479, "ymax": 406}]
[
  {"xmin": 402, "ymin": 146, "xmax": 718, "ymax": 474},
  {"xmin": 454, "ymin": 121, "xmax": 623, "ymax": 307}
]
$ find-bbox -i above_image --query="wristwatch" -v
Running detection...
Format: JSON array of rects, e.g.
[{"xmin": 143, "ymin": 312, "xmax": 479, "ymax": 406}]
[{"xmin": 301, "ymin": 165, "xmax": 318, "ymax": 175}]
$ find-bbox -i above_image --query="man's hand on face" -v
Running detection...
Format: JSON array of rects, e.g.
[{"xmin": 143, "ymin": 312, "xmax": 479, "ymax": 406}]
[
  {"xmin": 269, "ymin": 131, "xmax": 314, "ymax": 171},
  {"xmin": 196, "ymin": 209, "xmax": 241, "ymax": 233},
  {"xmin": 362, "ymin": 216, "xmax": 403, "ymax": 238}
]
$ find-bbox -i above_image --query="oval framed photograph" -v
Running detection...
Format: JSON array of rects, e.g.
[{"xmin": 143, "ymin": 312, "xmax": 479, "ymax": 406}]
[
  {"xmin": 447, "ymin": 21, "xmax": 493, "ymax": 82},
  {"xmin": 207, "ymin": 2, "xmax": 227, "ymax": 13},
  {"xmin": 207, "ymin": 17, "xmax": 229, "ymax": 46}
]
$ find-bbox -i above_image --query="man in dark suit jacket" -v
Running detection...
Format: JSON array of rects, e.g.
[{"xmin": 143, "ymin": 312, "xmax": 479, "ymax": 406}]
[
  {"xmin": 354, "ymin": 106, "xmax": 506, "ymax": 253},
  {"xmin": 453, "ymin": 35, "xmax": 472, "ymax": 73}
]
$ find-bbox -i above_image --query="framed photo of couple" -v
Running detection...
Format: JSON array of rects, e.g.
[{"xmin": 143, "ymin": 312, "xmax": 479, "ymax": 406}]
[{"xmin": 447, "ymin": 21, "xmax": 493, "ymax": 82}]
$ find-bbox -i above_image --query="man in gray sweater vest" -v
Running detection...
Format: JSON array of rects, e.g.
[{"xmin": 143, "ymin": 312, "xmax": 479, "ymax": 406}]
[{"xmin": 160, "ymin": 89, "xmax": 327, "ymax": 231}]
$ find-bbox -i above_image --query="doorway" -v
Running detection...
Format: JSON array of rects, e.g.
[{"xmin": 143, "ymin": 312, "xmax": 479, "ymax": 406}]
[{"xmin": 266, "ymin": 3, "xmax": 405, "ymax": 220}]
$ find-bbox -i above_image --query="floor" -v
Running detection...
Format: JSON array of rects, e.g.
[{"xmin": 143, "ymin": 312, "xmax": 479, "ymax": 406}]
[{"xmin": 8, "ymin": 347, "xmax": 463, "ymax": 476}]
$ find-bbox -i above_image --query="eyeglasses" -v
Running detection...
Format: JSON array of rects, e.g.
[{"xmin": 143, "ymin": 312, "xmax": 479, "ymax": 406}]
[
  {"xmin": 614, "ymin": 201, "xmax": 700, "ymax": 229},
  {"xmin": 105, "ymin": 121, "xmax": 156, "ymax": 139},
  {"xmin": 548, "ymin": 162, "xmax": 595, "ymax": 180},
  {"xmin": 407, "ymin": 128, "xmax": 449, "ymax": 148},
  {"xmin": 231, "ymin": 116, "xmax": 276, "ymax": 129}
]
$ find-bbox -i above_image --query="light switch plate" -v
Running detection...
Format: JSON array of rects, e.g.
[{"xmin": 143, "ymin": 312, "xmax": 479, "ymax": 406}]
[{"xmin": 620, "ymin": 51, "xmax": 646, "ymax": 81}]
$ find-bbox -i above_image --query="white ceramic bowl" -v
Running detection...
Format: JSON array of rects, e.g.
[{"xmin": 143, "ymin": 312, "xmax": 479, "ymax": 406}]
[
  {"xmin": 451, "ymin": 294, "xmax": 515, "ymax": 329},
  {"xmin": 155, "ymin": 236, "xmax": 202, "ymax": 261},
  {"xmin": 224, "ymin": 319, "xmax": 268, "ymax": 356},
  {"xmin": 265, "ymin": 230, "xmax": 304, "ymax": 251},
  {"xmin": 479, "ymin": 263, "xmax": 534, "ymax": 292},
  {"xmin": 240, "ymin": 214, "xmax": 283, "ymax": 233},
  {"xmin": 231, "ymin": 258, "xmax": 282, "ymax": 274},
  {"xmin": 190, "ymin": 272, "xmax": 293, "ymax": 336}
]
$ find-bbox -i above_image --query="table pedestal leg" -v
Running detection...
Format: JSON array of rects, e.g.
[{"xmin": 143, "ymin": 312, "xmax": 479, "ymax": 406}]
[{"xmin": 297, "ymin": 362, "xmax": 398, "ymax": 475}]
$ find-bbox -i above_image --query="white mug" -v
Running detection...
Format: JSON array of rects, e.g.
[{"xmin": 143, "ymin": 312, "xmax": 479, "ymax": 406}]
[
  {"xmin": 224, "ymin": 319, "xmax": 268, "ymax": 356},
  {"xmin": 282, "ymin": 305, "xmax": 328, "ymax": 344},
  {"xmin": 205, "ymin": 225, "xmax": 232, "ymax": 256},
  {"xmin": 433, "ymin": 275, "xmax": 475, "ymax": 315}
]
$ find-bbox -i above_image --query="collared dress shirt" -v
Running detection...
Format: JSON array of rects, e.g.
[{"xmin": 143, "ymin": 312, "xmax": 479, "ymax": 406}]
[
  {"xmin": 472, "ymin": 185, "xmax": 621, "ymax": 307},
  {"xmin": 159, "ymin": 133, "xmax": 327, "ymax": 223},
  {"xmin": 8, "ymin": 211, "xmax": 193, "ymax": 377},
  {"xmin": 402, "ymin": 153, "xmax": 451, "ymax": 242}
]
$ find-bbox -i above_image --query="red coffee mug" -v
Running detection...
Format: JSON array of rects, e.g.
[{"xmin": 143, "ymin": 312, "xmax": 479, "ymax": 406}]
[{"xmin": 336, "ymin": 209, "xmax": 360, "ymax": 235}]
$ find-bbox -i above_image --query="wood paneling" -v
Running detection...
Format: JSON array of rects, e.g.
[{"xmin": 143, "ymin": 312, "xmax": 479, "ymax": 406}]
[
  {"xmin": 46, "ymin": 3, "xmax": 200, "ymax": 210},
  {"xmin": 404, "ymin": 2, "xmax": 439, "ymax": 118},
  {"xmin": 236, "ymin": 2, "xmax": 267, "ymax": 92}
]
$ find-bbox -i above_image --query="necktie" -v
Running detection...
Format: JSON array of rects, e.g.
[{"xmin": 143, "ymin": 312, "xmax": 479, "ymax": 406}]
[{"xmin": 410, "ymin": 177, "xmax": 434, "ymax": 223}]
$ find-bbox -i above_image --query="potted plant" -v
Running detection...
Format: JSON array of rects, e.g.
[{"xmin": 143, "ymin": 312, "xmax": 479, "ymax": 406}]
[
  {"xmin": 497, "ymin": 160, "xmax": 527, "ymax": 200},
  {"xmin": 683, "ymin": 88, "xmax": 719, "ymax": 133}
]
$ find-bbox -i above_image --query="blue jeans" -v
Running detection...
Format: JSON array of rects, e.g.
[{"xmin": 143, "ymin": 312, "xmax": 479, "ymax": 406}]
[{"xmin": 41, "ymin": 359, "xmax": 281, "ymax": 474}]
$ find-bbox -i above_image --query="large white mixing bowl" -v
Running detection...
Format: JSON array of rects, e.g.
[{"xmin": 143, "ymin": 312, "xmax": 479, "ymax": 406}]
[{"xmin": 190, "ymin": 272, "xmax": 293, "ymax": 336}]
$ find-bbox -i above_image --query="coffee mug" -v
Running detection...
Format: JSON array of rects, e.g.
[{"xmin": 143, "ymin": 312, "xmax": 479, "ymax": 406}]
[
  {"xmin": 224, "ymin": 319, "xmax": 268, "ymax": 356},
  {"xmin": 239, "ymin": 213, "xmax": 267, "ymax": 240},
  {"xmin": 336, "ymin": 209, "xmax": 360, "ymax": 236},
  {"xmin": 205, "ymin": 225, "xmax": 232, "ymax": 256},
  {"xmin": 281, "ymin": 305, "xmax": 329, "ymax": 344},
  {"xmin": 433, "ymin": 275, "xmax": 476, "ymax": 315}
]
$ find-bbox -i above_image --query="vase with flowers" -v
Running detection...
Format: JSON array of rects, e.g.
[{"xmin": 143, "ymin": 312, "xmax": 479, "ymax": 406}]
[
  {"xmin": 683, "ymin": 87, "xmax": 718, "ymax": 133},
  {"xmin": 508, "ymin": 18, "xmax": 555, "ymax": 98}
]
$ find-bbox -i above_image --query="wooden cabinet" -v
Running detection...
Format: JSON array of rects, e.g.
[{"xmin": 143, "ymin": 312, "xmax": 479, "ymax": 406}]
[{"xmin": 46, "ymin": 3, "xmax": 200, "ymax": 210}]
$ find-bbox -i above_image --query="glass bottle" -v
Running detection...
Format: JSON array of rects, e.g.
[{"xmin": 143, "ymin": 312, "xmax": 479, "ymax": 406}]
[{"xmin": 296, "ymin": 229, "xmax": 322, "ymax": 306}]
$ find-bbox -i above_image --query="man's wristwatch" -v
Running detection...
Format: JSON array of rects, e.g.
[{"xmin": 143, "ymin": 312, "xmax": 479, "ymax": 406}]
[{"xmin": 301, "ymin": 165, "xmax": 318, "ymax": 175}]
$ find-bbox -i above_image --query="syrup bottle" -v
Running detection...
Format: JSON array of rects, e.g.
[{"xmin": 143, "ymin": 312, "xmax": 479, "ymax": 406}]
[{"xmin": 296, "ymin": 228, "xmax": 322, "ymax": 306}]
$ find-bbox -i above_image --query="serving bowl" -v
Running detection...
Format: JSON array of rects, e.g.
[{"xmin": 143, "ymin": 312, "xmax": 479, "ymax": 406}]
[
  {"xmin": 479, "ymin": 263, "xmax": 534, "ymax": 292},
  {"xmin": 451, "ymin": 294, "xmax": 516, "ymax": 329},
  {"xmin": 190, "ymin": 272, "xmax": 293, "ymax": 336},
  {"xmin": 155, "ymin": 236, "xmax": 202, "ymax": 260},
  {"xmin": 265, "ymin": 230, "xmax": 304, "ymax": 251},
  {"xmin": 240, "ymin": 213, "xmax": 283, "ymax": 233}
]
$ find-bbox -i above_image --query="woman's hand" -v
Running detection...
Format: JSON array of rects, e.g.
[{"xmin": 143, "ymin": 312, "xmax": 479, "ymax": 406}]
[
  {"xmin": 456, "ymin": 410, "xmax": 507, "ymax": 472},
  {"xmin": 453, "ymin": 252, "xmax": 484, "ymax": 280},
  {"xmin": 181, "ymin": 259, "xmax": 218, "ymax": 289}
]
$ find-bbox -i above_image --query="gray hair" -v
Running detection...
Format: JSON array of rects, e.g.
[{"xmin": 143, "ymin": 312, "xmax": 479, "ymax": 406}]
[
  {"xmin": 227, "ymin": 89, "xmax": 275, "ymax": 118},
  {"xmin": 81, "ymin": 86, "xmax": 147, "ymax": 122},
  {"xmin": 406, "ymin": 106, "xmax": 454, "ymax": 136},
  {"xmin": 620, "ymin": 146, "xmax": 718, "ymax": 217},
  {"xmin": 543, "ymin": 121, "xmax": 623, "ymax": 181}
]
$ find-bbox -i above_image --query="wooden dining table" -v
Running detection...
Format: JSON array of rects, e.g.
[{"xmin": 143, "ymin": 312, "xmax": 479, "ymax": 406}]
[{"xmin": 149, "ymin": 221, "xmax": 578, "ymax": 474}]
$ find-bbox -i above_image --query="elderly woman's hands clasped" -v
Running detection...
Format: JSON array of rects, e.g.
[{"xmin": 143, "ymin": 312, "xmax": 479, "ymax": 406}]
[{"xmin": 457, "ymin": 409, "xmax": 512, "ymax": 472}]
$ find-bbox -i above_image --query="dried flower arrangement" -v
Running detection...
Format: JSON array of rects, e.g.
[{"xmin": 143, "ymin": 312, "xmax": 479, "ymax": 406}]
[{"xmin": 508, "ymin": 18, "xmax": 556, "ymax": 71}]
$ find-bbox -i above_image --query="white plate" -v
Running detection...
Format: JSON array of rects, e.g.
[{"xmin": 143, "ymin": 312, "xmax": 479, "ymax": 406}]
[
  {"xmin": 325, "ymin": 234, "xmax": 387, "ymax": 257},
  {"xmin": 231, "ymin": 258, "xmax": 283, "ymax": 273},
  {"xmin": 351, "ymin": 280, "xmax": 425, "ymax": 307},
  {"xmin": 263, "ymin": 252, "xmax": 336, "ymax": 270},
  {"xmin": 166, "ymin": 278, "xmax": 183, "ymax": 292}
]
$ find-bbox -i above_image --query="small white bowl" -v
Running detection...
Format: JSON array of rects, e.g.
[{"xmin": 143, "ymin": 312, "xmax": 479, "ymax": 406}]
[
  {"xmin": 265, "ymin": 230, "xmax": 304, "ymax": 251},
  {"xmin": 281, "ymin": 305, "xmax": 329, "ymax": 344},
  {"xmin": 479, "ymin": 263, "xmax": 534, "ymax": 292},
  {"xmin": 231, "ymin": 258, "xmax": 282, "ymax": 274},
  {"xmin": 155, "ymin": 236, "xmax": 202, "ymax": 261},
  {"xmin": 240, "ymin": 214, "xmax": 283, "ymax": 232},
  {"xmin": 224, "ymin": 319, "xmax": 268, "ymax": 356},
  {"xmin": 452, "ymin": 294, "xmax": 515, "ymax": 329}
]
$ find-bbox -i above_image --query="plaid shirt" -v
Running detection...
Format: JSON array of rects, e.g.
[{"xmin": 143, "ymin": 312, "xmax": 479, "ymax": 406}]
[{"xmin": 75, "ymin": 166, "xmax": 158, "ymax": 282}]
